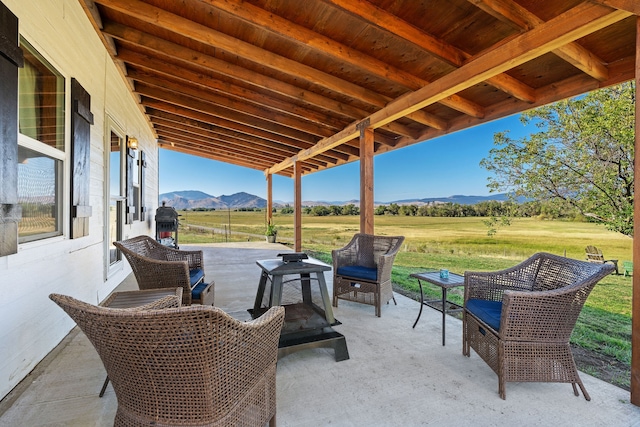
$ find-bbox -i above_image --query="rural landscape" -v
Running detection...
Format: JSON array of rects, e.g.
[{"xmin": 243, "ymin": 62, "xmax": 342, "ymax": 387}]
[
  {"xmin": 158, "ymin": 81, "xmax": 636, "ymax": 392},
  {"xmin": 171, "ymin": 205, "xmax": 633, "ymax": 390}
]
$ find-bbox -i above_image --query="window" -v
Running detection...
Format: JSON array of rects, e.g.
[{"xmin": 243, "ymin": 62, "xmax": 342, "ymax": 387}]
[
  {"xmin": 108, "ymin": 128, "xmax": 124, "ymax": 266},
  {"xmin": 17, "ymin": 39, "xmax": 65, "ymax": 243}
]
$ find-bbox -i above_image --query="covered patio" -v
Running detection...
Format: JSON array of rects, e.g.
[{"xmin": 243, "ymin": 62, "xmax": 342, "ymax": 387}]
[
  {"xmin": 74, "ymin": 0, "xmax": 640, "ymax": 403},
  {"xmin": 2, "ymin": 0, "xmax": 640, "ymax": 420},
  {"xmin": 1, "ymin": 242, "xmax": 638, "ymax": 426}
]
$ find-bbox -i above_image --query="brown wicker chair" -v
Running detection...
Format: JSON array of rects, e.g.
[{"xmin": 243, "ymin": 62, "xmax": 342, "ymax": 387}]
[
  {"xmin": 332, "ymin": 233, "xmax": 405, "ymax": 317},
  {"xmin": 50, "ymin": 293, "xmax": 285, "ymax": 427},
  {"xmin": 114, "ymin": 235, "xmax": 214, "ymax": 306},
  {"xmin": 462, "ymin": 252, "xmax": 615, "ymax": 400}
]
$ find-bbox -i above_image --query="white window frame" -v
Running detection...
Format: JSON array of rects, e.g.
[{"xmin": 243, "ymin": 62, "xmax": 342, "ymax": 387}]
[{"xmin": 17, "ymin": 37, "xmax": 68, "ymax": 245}]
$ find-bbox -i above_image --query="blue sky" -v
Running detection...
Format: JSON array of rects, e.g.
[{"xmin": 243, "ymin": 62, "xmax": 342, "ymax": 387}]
[{"xmin": 159, "ymin": 114, "xmax": 533, "ymax": 203}]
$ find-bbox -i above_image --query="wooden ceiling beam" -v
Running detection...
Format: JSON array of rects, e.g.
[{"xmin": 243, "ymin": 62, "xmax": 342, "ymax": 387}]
[
  {"xmin": 103, "ymin": 21, "xmax": 422, "ymax": 139},
  {"xmin": 138, "ymin": 84, "xmax": 361, "ymax": 159},
  {"xmin": 469, "ymin": 0, "xmax": 610, "ymax": 81},
  {"xmin": 200, "ymin": 0, "xmax": 484, "ymax": 118},
  {"xmin": 143, "ymin": 101, "xmax": 349, "ymax": 162},
  {"xmin": 146, "ymin": 109, "xmax": 341, "ymax": 166},
  {"xmin": 159, "ymin": 141, "xmax": 307, "ymax": 175},
  {"xmin": 96, "ymin": 0, "xmax": 446, "ymax": 131},
  {"xmin": 268, "ymin": 2, "xmax": 630, "ymax": 174},
  {"xmin": 159, "ymin": 138, "xmax": 282, "ymax": 171},
  {"xmin": 135, "ymin": 80, "xmax": 340, "ymax": 142},
  {"xmin": 160, "ymin": 133, "xmax": 317, "ymax": 174},
  {"xmin": 593, "ymin": 0, "xmax": 640, "ymax": 15},
  {"xmin": 151, "ymin": 116, "xmax": 331, "ymax": 168},
  {"xmin": 122, "ymin": 54, "xmax": 349, "ymax": 132},
  {"xmin": 323, "ymin": 0, "xmax": 536, "ymax": 102},
  {"xmin": 155, "ymin": 126, "xmax": 299, "ymax": 167},
  {"xmin": 138, "ymin": 86, "xmax": 332, "ymax": 146}
]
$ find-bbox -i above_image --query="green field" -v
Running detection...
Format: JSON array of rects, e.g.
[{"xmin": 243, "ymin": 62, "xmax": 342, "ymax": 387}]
[{"xmin": 178, "ymin": 209, "xmax": 633, "ymax": 388}]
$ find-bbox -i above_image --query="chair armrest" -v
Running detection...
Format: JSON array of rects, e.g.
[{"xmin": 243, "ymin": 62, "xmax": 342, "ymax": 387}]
[
  {"xmin": 376, "ymin": 253, "xmax": 397, "ymax": 282},
  {"xmin": 209, "ymin": 306, "xmax": 285, "ymax": 401},
  {"xmin": 498, "ymin": 285, "xmax": 592, "ymax": 341}
]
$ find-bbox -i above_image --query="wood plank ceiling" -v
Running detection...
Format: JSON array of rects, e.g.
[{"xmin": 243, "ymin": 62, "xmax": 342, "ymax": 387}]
[{"xmin": 79, "ymin": 0, "xmax": 638, "ymax": 178}]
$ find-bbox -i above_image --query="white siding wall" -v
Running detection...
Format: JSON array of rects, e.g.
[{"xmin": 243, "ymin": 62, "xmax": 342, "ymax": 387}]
[{"xmin": 0, "ymin": 0, "xmax": 159, "ymax": 400}]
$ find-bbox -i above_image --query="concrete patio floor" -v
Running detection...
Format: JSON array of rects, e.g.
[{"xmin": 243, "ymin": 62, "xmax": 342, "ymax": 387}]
[{"xmin": 1, "ymin": 242, "xmax": 639, "ymax": 426}]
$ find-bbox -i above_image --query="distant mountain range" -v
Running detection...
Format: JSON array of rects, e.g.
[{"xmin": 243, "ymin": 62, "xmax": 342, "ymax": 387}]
[
  {"xmin": 159, "ymin": 190, "xmax": 515, "ymax": 210},
  {"xmin": 160, "ymin": 191, "xmax": 268, "ymax": 210}
]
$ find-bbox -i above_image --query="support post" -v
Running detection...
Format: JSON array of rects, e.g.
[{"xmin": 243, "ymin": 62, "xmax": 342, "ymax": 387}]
[
  {"xmin": 358, "ymin": 120, "xmax": 374, "ymax": 235},
  {"xmin": 294, "ymin": 161, "xmax": 302, "ymax": 252},
  {"xmin": 266, "ymin": 173, "xmax": 273, "ymax": 225},
  {"xmin": 631, "ymin": 15, "xmax": 640, "ymax": 407}
]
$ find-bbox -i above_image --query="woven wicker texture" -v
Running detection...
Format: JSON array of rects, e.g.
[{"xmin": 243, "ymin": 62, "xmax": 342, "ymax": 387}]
[
  {"xmin": 114, "ymin": 235, "xmax": 212, "ymax": 306},
  {"xmin": 462, "ymin": 252, "xmax": 615, "ymax": 400},
  {"xmin": 50, "ymin": 293, "xmax": 284, "ymax": 427},
  {"xmin": 332, "ymin": 233, "xmax": 404, "ymax": 317}
]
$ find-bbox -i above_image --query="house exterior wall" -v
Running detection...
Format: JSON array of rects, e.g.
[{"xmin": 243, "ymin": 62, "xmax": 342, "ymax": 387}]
[{"xmin": 0, "ymin": 0, "xmax": 159, "ymax": 400}]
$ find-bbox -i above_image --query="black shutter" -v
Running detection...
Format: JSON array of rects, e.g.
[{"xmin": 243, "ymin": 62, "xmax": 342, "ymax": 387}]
[
  {"xmin": 70, "ymin": 78, "xmax": 94, "ymax": 238},
  {"xmin": 139, "ymin": 150, "xmax": 147, "ymax": 221},
  {"xmin": 126, "ymin": 140, "xmax": 135, "ymax": 224},
  {"xmin": 0, "ymin": 2, "xmax": 23, "ymax": 257}
]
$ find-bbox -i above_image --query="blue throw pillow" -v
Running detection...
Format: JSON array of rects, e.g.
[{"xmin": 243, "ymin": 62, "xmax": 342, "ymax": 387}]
[
  {"xmin": 337, "ymin": 265, "xmax": 377, "ymax": 282},
  {"xmin": 466, "ymin": 299, "xmax": 502, "ymax": 331}
]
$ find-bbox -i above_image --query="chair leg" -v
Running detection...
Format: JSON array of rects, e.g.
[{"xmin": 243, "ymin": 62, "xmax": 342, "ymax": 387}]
[
  {"xmin": 99, "ymin": 376, "xmax": 109, "ymax": 397},
  {"xmin": 575, "ymin": 379, "xmax": 591, "ymax": 401},
  {"xmin": 269, "ymin": 413, "xmax": 277, "ymax": 427}
]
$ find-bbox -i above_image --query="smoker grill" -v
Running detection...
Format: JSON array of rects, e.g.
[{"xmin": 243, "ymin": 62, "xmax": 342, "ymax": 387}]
[{"xmin": 155, "ymin": 202, "xmax": 180, "ymax": 248}]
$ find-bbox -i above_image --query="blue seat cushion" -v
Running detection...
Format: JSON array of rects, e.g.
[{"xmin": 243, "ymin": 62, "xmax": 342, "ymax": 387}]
[
  {"xmin": 337, "ymin": 265, "xmax": 377, "ymax": 282},
  {"xmin": 466, "ymin": 299, "xmax": 502, "ymax": 331},
  {"xmin": 191, "ymin": 281, "xmax": 209, "ymax": 300},
  {"xmin": 189, "ymin": 268, "xmax": 205, "ymax": 287}
]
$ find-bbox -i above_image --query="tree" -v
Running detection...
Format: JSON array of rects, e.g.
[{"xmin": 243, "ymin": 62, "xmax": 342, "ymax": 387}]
[
  {"xmin": 480, "ymin": 82, "xmax": 635, "ymax": 236},
  {"xmin": 341, "ymin": 204, "xmax": 359, "ymax": 215},
  {"xmin": 374, "ymin": 205, "xmax": 387, "ymax": 215}
]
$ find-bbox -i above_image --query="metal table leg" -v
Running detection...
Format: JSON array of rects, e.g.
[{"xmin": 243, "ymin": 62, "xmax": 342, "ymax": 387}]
[
  {"xmin": 412, "ymin": 279, "xmax": 424, "ymax": 329},
  {"xmin": 441, "ymin": 287, "xmax": 447, "ymax": 346}
]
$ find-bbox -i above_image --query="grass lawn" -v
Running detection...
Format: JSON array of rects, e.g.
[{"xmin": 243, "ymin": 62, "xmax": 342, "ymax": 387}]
[{"xmin": 178, "ymin": 210, "xmax": 633, "ymax": 388}]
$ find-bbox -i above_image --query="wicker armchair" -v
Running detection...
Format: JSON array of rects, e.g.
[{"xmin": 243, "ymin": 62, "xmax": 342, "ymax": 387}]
[
  {"xmin": 332, "ymin": 233, "xmax": 405, "ymax": 317},
  {"xmin": 50, "ymin": 293, "xmax": 285, "ymax": 427},
  {"xmin": 462, "ymin": 252, "xmax": 615, "ymax": 400},
  {"xmin": 114, "ymin": 235, "xmax": 214, "ymax": 306}
]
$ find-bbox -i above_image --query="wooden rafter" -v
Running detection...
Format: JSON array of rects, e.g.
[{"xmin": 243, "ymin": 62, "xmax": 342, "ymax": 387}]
[
  {"xmin": 268, "ymin": 2, "xmax": 630, "ymax": 174},
  {"xmin": 96, "ymin": 0, "xmax": 446, "ymax": 131},
  {"xmin": 200, "ymin": 0, "xmax": 485, "ymax": 118},
  {"xmin": 102, "ymin": 22, "xmax": 421, "ymax": 140},
  {"xmin": 469, "ymin": 0, "xmax": 610, "ymax": 81},
  {"xmin": 323, "ymin": 0, "xmax": 537, "ymax": 102}
]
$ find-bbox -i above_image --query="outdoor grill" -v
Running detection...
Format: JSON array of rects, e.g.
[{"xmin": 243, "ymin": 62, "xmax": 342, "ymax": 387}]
[{"xmin": 155, "ymin": 202, "xmax": 180, "ymax": 248}]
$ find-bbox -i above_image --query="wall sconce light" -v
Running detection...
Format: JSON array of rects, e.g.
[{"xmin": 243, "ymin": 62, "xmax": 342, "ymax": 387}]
[{"xmin": 127, "ymin": 136, "xmax": 138, "ymax": 150}]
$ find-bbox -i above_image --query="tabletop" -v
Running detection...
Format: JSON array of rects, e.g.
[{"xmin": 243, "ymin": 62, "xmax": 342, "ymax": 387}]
[
  {"xmin": 410, "ymin": 271, "xmax": 464, "ymax": 289},
  {"xmin": 101, "ymin": 287, "xmax": 183, "ymax": 308},
  {"xmin": 256, "ymin": 257, "xmax": 331, "ymax": 275}
]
